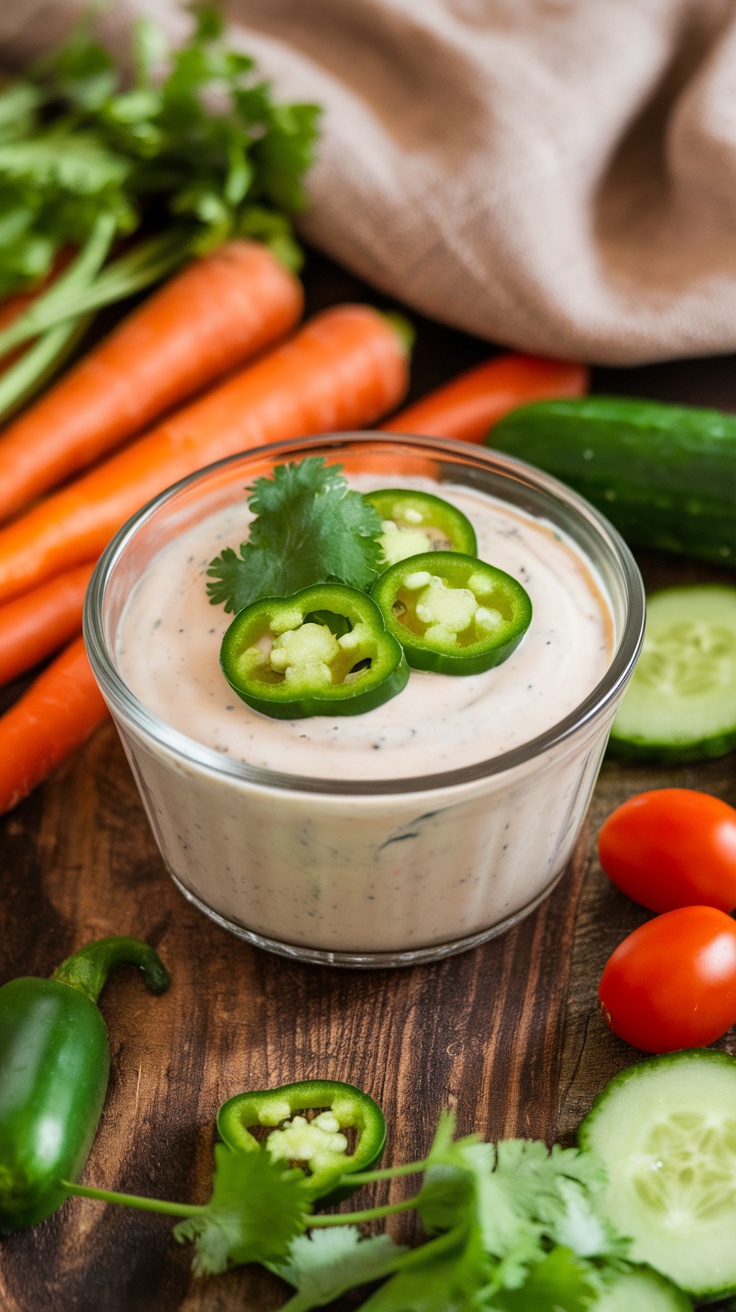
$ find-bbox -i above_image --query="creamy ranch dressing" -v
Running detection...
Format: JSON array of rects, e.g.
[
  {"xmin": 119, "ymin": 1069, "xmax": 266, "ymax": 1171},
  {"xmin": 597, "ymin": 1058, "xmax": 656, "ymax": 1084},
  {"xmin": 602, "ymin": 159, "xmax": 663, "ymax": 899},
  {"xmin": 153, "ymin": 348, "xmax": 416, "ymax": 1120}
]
[
  {"xmin": 117, "ymin": 477, "xmax": 613, "ymax": 781},
  {"xmin": 96, "ymin": 452, "xmax": 641, "ymax": 962}
]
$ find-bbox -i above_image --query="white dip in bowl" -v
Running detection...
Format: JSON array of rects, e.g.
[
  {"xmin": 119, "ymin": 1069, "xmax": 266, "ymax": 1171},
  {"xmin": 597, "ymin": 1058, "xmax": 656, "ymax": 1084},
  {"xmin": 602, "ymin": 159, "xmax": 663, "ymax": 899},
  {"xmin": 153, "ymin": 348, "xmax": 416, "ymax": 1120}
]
[{"xmin": 85, "ymin": 434, "xmax": 644, "ymax": 967}]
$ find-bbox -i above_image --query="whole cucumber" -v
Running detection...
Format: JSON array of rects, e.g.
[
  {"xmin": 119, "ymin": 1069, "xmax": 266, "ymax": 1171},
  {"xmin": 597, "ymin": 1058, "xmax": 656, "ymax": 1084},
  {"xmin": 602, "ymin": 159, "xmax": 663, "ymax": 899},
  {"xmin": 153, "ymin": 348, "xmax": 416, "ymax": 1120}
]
[{"xmin": 488, "ymin": 396, "xmax": 736, "ymax": 566}]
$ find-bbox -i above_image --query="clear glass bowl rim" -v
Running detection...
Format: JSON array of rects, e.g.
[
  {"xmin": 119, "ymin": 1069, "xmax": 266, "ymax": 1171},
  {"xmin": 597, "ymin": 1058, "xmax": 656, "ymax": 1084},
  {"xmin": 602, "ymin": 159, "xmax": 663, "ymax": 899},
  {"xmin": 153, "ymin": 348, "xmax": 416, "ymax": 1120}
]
[{"xmin": 84, "ymin": 432, "xmax": 646, "ymax": 798}]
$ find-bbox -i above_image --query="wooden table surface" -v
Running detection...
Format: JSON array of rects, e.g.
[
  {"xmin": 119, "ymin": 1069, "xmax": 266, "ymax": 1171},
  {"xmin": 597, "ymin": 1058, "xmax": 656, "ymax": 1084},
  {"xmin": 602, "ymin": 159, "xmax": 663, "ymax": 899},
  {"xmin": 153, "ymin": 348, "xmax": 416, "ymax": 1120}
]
[{"xmin": 1, "ymin": 252, "xmax": 735, "ymax": 1311}]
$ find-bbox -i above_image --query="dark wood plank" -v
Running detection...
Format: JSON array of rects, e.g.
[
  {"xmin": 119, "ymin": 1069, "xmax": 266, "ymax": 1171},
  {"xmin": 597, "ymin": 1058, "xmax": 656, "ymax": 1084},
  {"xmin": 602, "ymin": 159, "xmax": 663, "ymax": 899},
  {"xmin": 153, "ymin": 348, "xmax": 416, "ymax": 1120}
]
[
  {"xmin": 0, "ymin": 724, "xmax": 588, "ymax": 1311},
  {"xmin": 0, "ymin": 249, "xmax": 735, "ymax": 1309}
]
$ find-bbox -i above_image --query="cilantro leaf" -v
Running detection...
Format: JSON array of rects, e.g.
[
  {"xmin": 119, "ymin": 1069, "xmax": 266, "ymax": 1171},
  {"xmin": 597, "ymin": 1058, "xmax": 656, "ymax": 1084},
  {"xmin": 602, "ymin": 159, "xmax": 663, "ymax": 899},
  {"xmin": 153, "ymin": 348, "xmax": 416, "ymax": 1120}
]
[
  {"xmin": 404, "ymin": 1114, "xmax": 626, "ymax": 1303},
  {"xmin": 491, "ymin": 1140, "xmax": 628, "ymax": 1263},
  {"xmin": 207, "ymin": 457, "xmax": 384, "ymax": 613},
  {"xmin": 487, "ymin": 1245, "xmax": 600, "ymax": 1311},
  {"xmin": 359, "ymin": 1226, "xmax": 491, "ymax": 1312},
  {"xmin": 274, "ymin": 1228, "xmax": 407, "ymax": 1311},
  {"xmin": 172, "ymin": 1144, "xmax": 310, "ymax": 1276}
]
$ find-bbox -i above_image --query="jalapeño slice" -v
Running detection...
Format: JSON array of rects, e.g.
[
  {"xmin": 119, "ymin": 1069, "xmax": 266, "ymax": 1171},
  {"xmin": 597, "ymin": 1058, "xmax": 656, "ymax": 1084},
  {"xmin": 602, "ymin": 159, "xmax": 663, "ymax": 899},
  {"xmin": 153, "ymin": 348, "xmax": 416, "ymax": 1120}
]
[
  {"xmin": 370, "ymin": 550, "xmax": 532, "ymax": 675},
  {"xmin": 220, "ymin": 583, "xmax": 408, "ymax": 718},
  {"xmin": 217, "ymin": 1078, "xmax": 387, "ymax": 1202},
  {"xmin": 365, "ymin": 488, "xmax": 477, "ymax": 568}
]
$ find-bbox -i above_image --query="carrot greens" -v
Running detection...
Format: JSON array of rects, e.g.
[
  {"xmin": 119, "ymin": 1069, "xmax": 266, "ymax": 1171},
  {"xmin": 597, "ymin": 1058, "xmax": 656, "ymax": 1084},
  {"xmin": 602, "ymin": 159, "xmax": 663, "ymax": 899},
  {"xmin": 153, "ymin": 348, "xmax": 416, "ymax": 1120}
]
[{"xmin": 0, "ymin": 4, "xmax": 319, "ymax": 415}]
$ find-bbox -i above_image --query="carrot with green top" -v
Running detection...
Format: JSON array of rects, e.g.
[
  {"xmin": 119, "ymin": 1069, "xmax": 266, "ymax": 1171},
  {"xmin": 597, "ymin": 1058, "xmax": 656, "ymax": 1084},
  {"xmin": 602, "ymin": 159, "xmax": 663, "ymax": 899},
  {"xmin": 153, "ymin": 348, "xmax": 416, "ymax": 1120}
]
[
  {"xmin": 0, "ymin": 242, "xmax": 304, "ymax": 523},
  {"xmin": 0, "ymin": 304, "xmax": 410, "ymax": 606},
  {"xmin": 379, "ymin": 353, "xmax": 588, "ymax": 443},
  {"xmin": 0, "ymin": 563, "xmax": 96, "ymax": 687},
  {"xmin": 0, "ymin": 251, "xmax": 73, "ymax": 342},
  {"xmin": 0, "ymin": 252, "xmax": 82, "ymax": 412},
  {"xmin": 0, "ymin": 635, "xmax": 109, "ymax": 814}
]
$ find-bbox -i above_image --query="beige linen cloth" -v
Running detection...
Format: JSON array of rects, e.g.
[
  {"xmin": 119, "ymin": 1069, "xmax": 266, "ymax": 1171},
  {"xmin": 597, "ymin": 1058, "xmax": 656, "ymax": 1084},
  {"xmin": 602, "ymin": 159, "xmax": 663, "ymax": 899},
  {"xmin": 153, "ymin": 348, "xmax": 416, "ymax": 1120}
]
[{"xmin": 2, "ymin": 0, "xmax": 736, "ymax": 364}]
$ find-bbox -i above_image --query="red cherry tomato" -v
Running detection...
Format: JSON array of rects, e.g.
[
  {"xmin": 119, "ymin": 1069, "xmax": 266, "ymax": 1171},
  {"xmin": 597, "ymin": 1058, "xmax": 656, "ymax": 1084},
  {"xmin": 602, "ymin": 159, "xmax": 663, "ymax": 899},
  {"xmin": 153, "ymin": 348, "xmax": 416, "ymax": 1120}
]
[
  {"xmin": 599, "ymin": 905, "xmax": 736, "ymax": 1053},
  {"xmin": 598, "ymin": 788, "xmax": 736, "ymax": 913}
]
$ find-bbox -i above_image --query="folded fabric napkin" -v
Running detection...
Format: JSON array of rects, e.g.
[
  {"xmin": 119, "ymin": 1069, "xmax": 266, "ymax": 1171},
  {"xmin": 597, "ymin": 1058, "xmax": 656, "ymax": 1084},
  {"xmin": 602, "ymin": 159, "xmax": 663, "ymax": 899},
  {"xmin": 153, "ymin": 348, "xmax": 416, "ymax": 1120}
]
[{"xmin": 3, "ymin": 0, "xmax": 736, "ymax": 364}]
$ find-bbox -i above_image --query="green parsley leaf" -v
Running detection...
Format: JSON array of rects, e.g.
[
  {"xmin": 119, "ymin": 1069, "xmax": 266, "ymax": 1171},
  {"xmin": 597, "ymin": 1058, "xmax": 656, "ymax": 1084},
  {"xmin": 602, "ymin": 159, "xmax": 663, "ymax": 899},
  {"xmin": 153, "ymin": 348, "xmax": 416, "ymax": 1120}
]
[
  {"xmin": 172, "ymin": 1144, "xmax": 310, "ymax": 1276},
  {"xmin": 274, "ymin": 1228, "xmax": 407, "ymax": 1311},
  {"xmin": 207, "ymin": 457, "xmax": 385, "ymax": 614}
]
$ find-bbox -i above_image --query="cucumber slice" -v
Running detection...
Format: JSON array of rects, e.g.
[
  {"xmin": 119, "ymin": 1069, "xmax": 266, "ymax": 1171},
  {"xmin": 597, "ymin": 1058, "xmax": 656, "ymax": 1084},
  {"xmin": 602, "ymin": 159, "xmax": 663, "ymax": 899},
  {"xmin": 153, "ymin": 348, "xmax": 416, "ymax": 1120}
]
[
  {"xmin": 578, "ymin": 1050, "xmax": 736, "ymax": 1303},
  {"xmin": 609, "ymin": 585, "xmax": 736, "ymax": 762},
  {"xmin": 596, "ymin": 1266, "xmax": 692, "ymax": 1311}
]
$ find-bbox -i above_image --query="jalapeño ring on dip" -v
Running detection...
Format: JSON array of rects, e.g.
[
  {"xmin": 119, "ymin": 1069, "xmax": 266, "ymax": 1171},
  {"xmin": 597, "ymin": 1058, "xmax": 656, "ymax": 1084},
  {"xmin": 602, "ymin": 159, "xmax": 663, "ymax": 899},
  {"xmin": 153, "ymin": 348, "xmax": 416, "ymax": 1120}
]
[{"xmin": 84, "ymin": 434, "xmax": 644, "ymax": 968}]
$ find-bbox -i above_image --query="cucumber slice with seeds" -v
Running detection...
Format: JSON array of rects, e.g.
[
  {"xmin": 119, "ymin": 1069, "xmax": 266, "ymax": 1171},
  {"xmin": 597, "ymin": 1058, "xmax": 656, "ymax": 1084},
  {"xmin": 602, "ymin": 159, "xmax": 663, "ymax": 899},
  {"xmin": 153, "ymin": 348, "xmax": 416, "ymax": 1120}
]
[
  {"xmin": 578, "ymin": 1050, "xmax": 736, "ymax": 1303},
  {"xmin": 609, "ymin": 585, "xmax": 736, "ymax": 761}
]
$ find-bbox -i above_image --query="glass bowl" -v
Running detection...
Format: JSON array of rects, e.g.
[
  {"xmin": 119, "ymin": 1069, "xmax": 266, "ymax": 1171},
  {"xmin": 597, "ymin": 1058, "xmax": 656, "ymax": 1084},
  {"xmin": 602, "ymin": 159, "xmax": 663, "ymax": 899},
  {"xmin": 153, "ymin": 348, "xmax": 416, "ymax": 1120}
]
[{"xmin": 84, "ymin": 433, "xmax": 645, "ymax": 967}]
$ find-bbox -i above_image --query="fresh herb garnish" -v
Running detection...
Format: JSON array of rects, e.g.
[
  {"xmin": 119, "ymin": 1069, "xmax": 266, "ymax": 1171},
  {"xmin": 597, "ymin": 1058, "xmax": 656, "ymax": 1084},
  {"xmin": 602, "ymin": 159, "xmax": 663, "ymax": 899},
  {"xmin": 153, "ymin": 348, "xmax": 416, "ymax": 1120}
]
[
  {"xmin": 207, "ymin": 457, "xmax": 384, "ymax": 614},
  {"xmin": 173, "ymin": 1145, "xmax": 310, "ymax": 1276},
  {"xmin": 65, "ymin": 1144, "xmax": 311, "ymax": 1277},
  {"xmin": 0, "ymin": 4, "xmax": 319, "ymax": 417},
  {"xmin": 62, "ymin": 1108, "xmax": 631, "ymax": 1309},
  {"xmin": 274, "ymin": 1229, "xmax": 408, "ymax": 1310}
]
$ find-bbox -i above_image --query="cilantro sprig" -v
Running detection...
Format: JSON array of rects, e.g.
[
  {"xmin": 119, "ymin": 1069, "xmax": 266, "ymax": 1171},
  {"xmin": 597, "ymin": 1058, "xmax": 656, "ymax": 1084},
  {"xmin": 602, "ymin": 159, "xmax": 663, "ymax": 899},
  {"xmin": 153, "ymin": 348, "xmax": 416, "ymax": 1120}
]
[
  {"xmin": 207, "ymin": 457, "xmax": 385, "ymax": 613},
  {"xmin": 0, "ymin": 4, "xmax": 319, "ymax": 417},
  {"xmin": 64, "ymin": 1144, "xmax": 312, "ymax": 1278},
  {"xmin": 62, "ymin": 1108, "xmax": 633, "ymax": 1310}
]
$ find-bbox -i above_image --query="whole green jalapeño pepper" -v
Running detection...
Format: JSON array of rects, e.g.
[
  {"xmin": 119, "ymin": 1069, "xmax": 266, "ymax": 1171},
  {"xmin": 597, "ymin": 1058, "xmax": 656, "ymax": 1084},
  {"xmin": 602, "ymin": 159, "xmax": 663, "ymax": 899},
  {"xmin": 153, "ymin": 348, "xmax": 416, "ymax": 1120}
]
[
  {"xmin": 220, "ymin": 583, "xmax": 409, "ymax": 718},
  {"xmin": 365, "ymin": 488, "xmax": 477, "ymax": 568},
  {"xmin": 0, "ymin": 936, "xmax": 169, "ymax": 1232},
  {"xmin": 217, "ymin": 1079, "xmax": 386, "ymax": 1202},
  {"xmin": 370, "ymin": 550, "xmax": 533, "ymax": 675}
]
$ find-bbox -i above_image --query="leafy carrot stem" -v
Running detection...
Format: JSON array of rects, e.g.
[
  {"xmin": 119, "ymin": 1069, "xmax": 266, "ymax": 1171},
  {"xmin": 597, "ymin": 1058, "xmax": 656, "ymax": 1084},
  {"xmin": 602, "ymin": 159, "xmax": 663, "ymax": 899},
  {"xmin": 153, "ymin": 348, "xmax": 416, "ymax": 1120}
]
[
  {"xmin": 0, "ymin": 230, "xmax": 185, "ymax": 362},
  {"xmin": 0, "ymin": 212, "xmax": 116, "ymax": 359},
  {"xmin": 0, "ymin": 317, "xmax": 89, "ymax": 421}
]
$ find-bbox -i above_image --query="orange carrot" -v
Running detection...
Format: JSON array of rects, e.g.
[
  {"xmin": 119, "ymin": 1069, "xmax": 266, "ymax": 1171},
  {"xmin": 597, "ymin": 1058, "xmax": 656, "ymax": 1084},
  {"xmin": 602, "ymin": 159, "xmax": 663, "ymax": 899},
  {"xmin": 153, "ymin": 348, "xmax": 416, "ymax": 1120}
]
[
  {"xmin": 379, "ymin": 353, "xmax": 588, "ymax": 443},
  {"xmin": 0, "ymin": 562, "xmax": 96, "ymax": 686},
  {"xmin": 0, "ymin": 304, "xmax": 409, "ymax": 606},
  {"xmin": 0, "ymin": 634, "xmax": 108, "ymax": 814},
  {"xmin": 0, "ymin": 241, "xmax": 304, "ymax": 522}
]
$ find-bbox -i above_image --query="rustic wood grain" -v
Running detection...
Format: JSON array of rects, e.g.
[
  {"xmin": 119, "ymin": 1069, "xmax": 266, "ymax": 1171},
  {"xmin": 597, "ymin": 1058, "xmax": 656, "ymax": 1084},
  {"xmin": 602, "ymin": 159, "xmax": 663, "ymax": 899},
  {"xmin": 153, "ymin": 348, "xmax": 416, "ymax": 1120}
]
[{"xmin": 0, "ymin": 252, "xmax": 735, "ymax": 1309}]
